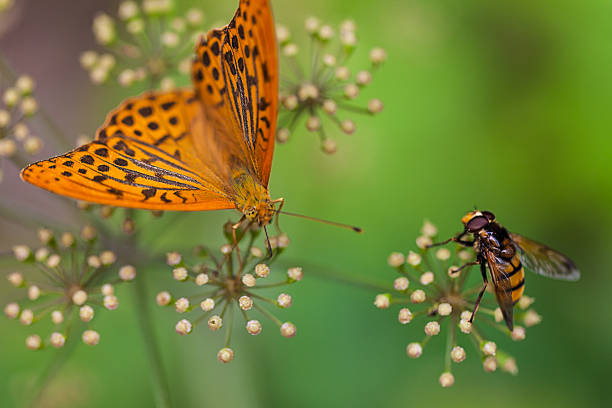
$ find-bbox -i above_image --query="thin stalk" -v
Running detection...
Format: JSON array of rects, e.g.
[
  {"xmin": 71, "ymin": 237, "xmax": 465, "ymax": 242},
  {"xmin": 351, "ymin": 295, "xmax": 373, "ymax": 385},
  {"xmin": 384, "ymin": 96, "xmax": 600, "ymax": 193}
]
[{"xmin": 133, "ymin": 274, "xmax": 171, "ymax": 408}]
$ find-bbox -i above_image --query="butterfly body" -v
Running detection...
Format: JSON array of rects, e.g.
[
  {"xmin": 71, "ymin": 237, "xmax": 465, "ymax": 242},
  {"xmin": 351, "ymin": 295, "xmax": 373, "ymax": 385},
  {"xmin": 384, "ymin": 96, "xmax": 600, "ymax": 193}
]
[{"xmin": 21, "ymin": 0, "xmax": 280, "ymax": 224}]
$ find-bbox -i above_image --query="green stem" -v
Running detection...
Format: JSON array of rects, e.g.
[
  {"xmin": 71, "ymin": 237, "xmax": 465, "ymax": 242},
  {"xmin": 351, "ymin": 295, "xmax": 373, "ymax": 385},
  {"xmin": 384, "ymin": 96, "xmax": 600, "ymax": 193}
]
[{"xmin": 133, "ymin": 275, "xmax": 172, "ymax": 408}]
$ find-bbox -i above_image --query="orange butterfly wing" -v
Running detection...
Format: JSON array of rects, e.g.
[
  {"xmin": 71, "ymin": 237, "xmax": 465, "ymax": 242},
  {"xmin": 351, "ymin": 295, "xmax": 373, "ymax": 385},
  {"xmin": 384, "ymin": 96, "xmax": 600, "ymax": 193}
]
[
  {"xmin": 192, "ymin": 0, "xmax": 278, "ymax": 185},
  {"xmin": 21, "ymin": 90, "xmax": 236, "ymax": 211}
]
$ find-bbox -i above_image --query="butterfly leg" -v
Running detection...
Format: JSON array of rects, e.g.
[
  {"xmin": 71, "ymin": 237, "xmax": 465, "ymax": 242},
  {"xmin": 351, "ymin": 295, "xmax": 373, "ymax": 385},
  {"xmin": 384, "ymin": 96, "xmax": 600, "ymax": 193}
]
[
  {"xmin": 469, "ymin": 257, "xmax": 489, "ymax": 324},
  {"xmin": 231, "ymin": 216, "xmax": 246, "ymax": 269},
  {"xmin": 271, "ymin": 197, "xmax": 285, "ymax": 234}
]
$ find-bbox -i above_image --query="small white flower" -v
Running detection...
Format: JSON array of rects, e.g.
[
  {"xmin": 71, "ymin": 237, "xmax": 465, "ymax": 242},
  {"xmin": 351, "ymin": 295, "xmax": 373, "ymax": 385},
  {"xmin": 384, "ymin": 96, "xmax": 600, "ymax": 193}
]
[
  {"xmin": 242, "ymin": 273, "xmax": 256, "ymax": 288},
  {"xmin": 0, "ymin": 139, "xmax": 17, "ymax": 157},
  {"xmin": 80, "ymin": 51, "xmax": 98, "ymax": 69},
  {"xmin": 50, "ymin": 332, "xmax": 66, "ymax": 348},
  {"xmin": 483, "ymin": 356, "xmax": 498, "ymax": 372},
  {"xmin": 406, "ymin": 342, "xmax": 422, "ymax": 358},
  {"xmin": 494, "ymin": 307, "xmax": 504, "ymax": 322},
  {"xmin": 406, "ymin": 251, "xmax": 421, "ymax": 266},
  {"xmin": 173, "ymin": 267, "xmax": 188, "ymax": 281},
  {"xmin": 26, "ymin": 335, "xmax": 42, "ymax": 350},
  {"xmin": 79, "ymin": 305, "xmax": 95, "ymax": 322},
  {"xmin": 200, "ymin": 298, "xmax": 215, "ymax": 312},
  {"xmin": 100, "ymin": 251, "xmax": 116, "ymax": 266},
  {"xmin": 87, "ymin": 255, "xmax": 102, "ymax": 268},
  {"xmin": 277, "ymin": 293, "xmax": 292, "ymax": 308},
  {"xmin": 393, "ymin": 277, "xmax": 409, "ymax": 292},
  {"xmin": 20, "ymin": 309, "xmax": 34, "ymax": 325},
  {"xmin": 174, "ymin": 297, "xmax": 190, "ymax": 313},
  {"xmin": 524, "ymin": 309, "xmax": 542, "ymax": 327},
  {"xmin": 306, "ymin": 116, "xmax": 321, "ymax": 132},
  {"xmin": 175, "ymin": 319, "xmax": 192, "ymax": 335},
  {"xmin": 13, "ymin": 123, "xmax": 29, "ymax": 140},
  {"xmin": 374, "ymin": 294, "xmax": 391, "ymax": 309},
  {"xmin": 502, "ymin": 358, "xmax": 519, "ymax": 375},
  {"xmin": 46, "ymin": 254, "xmax": 61, "ymax": 268},
  {"xmin": 0, "ymin": 110, "xmax": 10, "ymax": 127},
  {"xmin": 195, "ymin": 273, "xmax": 209, "ymax": 286},
  {"xmin": 322, "ymin": 138, "xmax": 337, "ymax": 154},
  {"xmin": 287, "ymin": 267, "xmax": 303, "ymax": 281},
  {"xmin": 322, "ymin": 99, "xmax": 337, "ymax": 115},
  {"xmin": 161, "ymin": 31, "xmax": 179, "ymax": 47},
  {"xmin": 60, "ymin": 232, "xmax": 75, "ymax": 248},
  {"xmin": 318, "ymin": 25, "xmax": 334, "ymax": 40},
  {"xmin": 387, "ymin": 251, "xmax": 405, "ymax": 267},
  {"xmin": 126, "ymin": 19, "xmax": 144, "ymax": 34},
  {"xmin": 217, "ymin": 347, "xmax": 234, "ymax": 363},
  {"xmin": 343, "ymin": 83, "xmax": 359, "ymax": 99},
  {"xmin": 276, "ymin": 24, "xmax": 290, "ymax": 43},
  {"xmin": 369, "ymin": 47, "xmax": 387, "ymax": 64},
  {"xmin": 280, "ymin": 322, "xmax": 296, "ymax": 338},
  {"xmin": 511, "ymin": 326, "xmax": 526, "ymax": 341},
  {"xmin": 421, "ymin": 220, "xmax": 438, "ymax": 237},
  {"xmin": 3, "ymin": 88, "xmax": 19, "ymax": 107},
  {"xmin": 398, "ymin": 308, "xmax": 413, "ymax": 324},
  {"xmin": 118, "ymin": 69, "xmax": 137, "ymax": 87},
  {"xmin": 420, "ymin": 271, "xmax": 434, "ymax": 285},
  {"xmin": 340, "ymin": 119, "xmax": 356, "ymax": 135},
  {"xmin": 118, "ymin": 1, "xmax": 139, "ymax": 20},
  {"xmin": 246, "ymin": 320, "xmax": 262, "ymax": 335},
  {"xmin": 255, "ymin": 263, "xmax": 270, "ymax": 278},
  {"xmin": 93, "ymin": 13, "xmax": 116, "ymax": 45},
  {"xmin": 72, "ymin": 290, "xmax": 88, "ymax": 306},
  {"xmin": 16, "ymin": 75, "xmax": 35, "ymax": 95},
  {"xmin": 119, "ymin": 265, "xmax": 136, "ymax": 281},
  {"xmin": 220, "ymin": 244, "xmax": 232, "ymax": 255},
  {"xmin": 51, "ymin": 310, "xmax": 64, "ymax": 325},
  {"xmin": 410, "ymin": 289, "xmax": 426, "ymax": 303},
  {"xmin": 27, "ymin": 285, "xmax": 41, "ymax": 301},
  {"xmin": 238, "ymin": 296, "xmax": 253, "ymax": 311},
  {"xmin": 208, "ymin": 315, "xmax": 223, "ymax": 331},
  {"xmin": 439, "ymin": 372, "xmax": 454, "ymax": 388},
  {"xmin": 415, "ymin": 235, "xmax": 432, "ymax": 249},
  {"xmin": 436, "ymin": 248, "xmax": 451, "ymax": 261},
  {"xmin": 451, "ymin": 346, "xmax": 466, "ymax": 363},
  {"xmin": 104, "ymin": 295, "xmax": 119, "ymax": 310},
  {"xmin": 518, "ymin": 296, "xmax": 535, "ymax": 309},
  {"xmin": 424, "ymin": 321, "xmax": 440, "ymax": 336},
  {"xmin": 459, "ymin": 319, "xmax": 472, "ymax": 334},
  {"xmin": 13, "ymin": 245, "xmax": 31, "ymax": 261},
  {"xmin": 356, "ymin": 70, "xmax": 372, "ymax": 86},
  {"xmin": 304, "ymin": 16, "xmax": 320, "ymax": 34},
  {"xmin": 322, "ymin": 54, "xmax": 336, "ymax": 67},
  {"xmin": 283, "ymin": 94, "xmax": 298, "ymax": 110},
  {"xmin": 298, "ymin": 83, "xmax": 319, "ymax": 101},
  {"xmin": 283, "ymin": 43, "xmax": 298, "ymax": 57},
  {"xmin": 482, "ymin": 341, "xmax": 497, "ymax": 356},
  {"xmin": 156, "ymin": 291, "xmax": 172, "ymax": 306},
  {"xmin": 438, "ymin": 303, "xmax": 452, "ymax": 316},
  {"xmin": 186, "ymin": 9, "xmax": 203, "ymax": 26},
  {"xmin": 335, "ymin": 66, "xmax": 350, "ymax": 81},
  {"xmin": 7, "ymin": 272, "xmax": 24, "ymax": 287},
  {"xmin": 4, "ymin": 302, "xmax": 20, "ymax": 319},
  {"xmin": 82, "ymin": 330, "xmax": 100, "ymax": 346}
]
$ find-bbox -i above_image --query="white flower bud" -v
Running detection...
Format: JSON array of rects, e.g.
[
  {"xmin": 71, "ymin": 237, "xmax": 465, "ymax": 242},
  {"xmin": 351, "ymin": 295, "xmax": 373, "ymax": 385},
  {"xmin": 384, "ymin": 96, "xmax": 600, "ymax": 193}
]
[
  {"xmin": 127, "ymin": 19, "xmax": 144, "ymax": 34},
  {"xmin": 0, "ymin": 110, "xmax": 10, "ymax": 127},
  {"xmin": 220, "ymin": 244, "xmax": 232, "ymax": 254},
  {"xmin": 200, "ymin": 298, "xmax": 215, "ymax": 312},
  {"xmin": 119, "ymin": 265, "xmax": 136, "ymax": 281},
  {"xmin": 242, "ymin": 273, "xmax": 256, "ymax": 287},
  {"xmin": 276, "ymin": 24, "xmax": 290, "ymax": 43},
  {"xmin": 502, "ymin": 358, "xmax": 519, "ymax": 375},
  {"xmin": 217, "ymin": 347, "xmax": 234, "ymax": 363},
  {"xmin": 51, "ymin": 310, "xmax": 63, "ymax": 324},
  {"xmin": 81, "ymin": 225, "xmax": 97, "ymax": 241},
  {"xmin": 283, "ymin": 94, "xmax": 298, "ymax": 110},
  {"xmin": 398, "ymin": 308, "xmax": 413, "ymax": 324},
  {"xmin": 161, "ymin": 31, "xmax": 179, "ymax": 47},
  {"xmin": 436, "ymin": 248, "xmax": 451, "ymax": 261},
  {"xmin": 340, "ymin": 19, "xmax": 356, "ymax": 34},
  {"xmin": 20, "ymin": 309, "xmax": 34, "ymax": 325},
  {"xmin": 104, "ymin": 295, "xmax": 119, "ymax": 310},
  {"xmin": 79, "ymin": 305, "xmax": 94, "ymax": 322},
  {"xmin": 50, "ymin": 332, "xmax": 66, "ymax": 348},
  {"xmin": 99, "ymin": 251, "xmax": 116, "ymax": 266},
  {"xmin": 24, "ymin": 136, "xmax": 41, "ymax": 154},
  {"xmin": 60, "ymin": 232, "xmax": 75, "ymax": 247},
  {"xmin": 341, "ymin": 119, "xmax": 356, "ymax": 135},
  {"xmin": 410, "ymin": 289, "xmax": 426, "ymax": 303},
  {"xmin": 195, "ymin": 273, "xmax": 209, "ymax": 286},
  {"xmin": 282, "ymin": 43, "xmax": 298, "ymax": 57},
  {"xmin": 374, "ymin": 294, "xmax": 391, "ymax": 309},
  {"xmin": 424, "ymin": 321, "xmax": 441, "ymax": 336},
  {"xmin": 13, "ymin": 245, "xmax": 31, "ymax": 261},
  {"xmin": 306, "ymin": 116, "xmax": 321, "ymax": 132},
  {"xmin": 280, "ymin": 322, "xmax": 296, "ymax": 338},
  {"xmin": 4, "ymin": 302, "xmax": 20, "ymax": 319},
  {"xmin": 370, "ymin": 47, "xmax": 387, "ymax": 64},
  {"xmin": 46, "ymin": 254, "xmax": 61, "ymax": 268},
  {"xmin": 343, "ymin": 83, "xmax": 359, "ymax": 99},
  {"xmin": 438, "ymin": 303, "xmax": 452, "ymax": 316},
  {"xmin": 26, "ymin": 335, "xmax": 42, "ymax": 350},
  {"xmin": 37, "ymin": 229, "xmax": 53, "ymax": 245},
  {"xmin": 322, "ymin": 99, "xmax": 337, "ymax": 115},
  {"xmin": 387, "ymin": 252, "xmax": 405, "ymax": 267},
  {"xmin": 156, "ymin": 291, "xmax": 171, "ymax": 306},
  {"xmin": 482, "ymin": 341, "xmax": 497, "ymax": 356},
  {"xmin": 238, "ymin": 295, "xmax": 253, "ymax": 311},
  {"xmin": 0, "ymin": 139, "xmax": 16, "ymax": 157},
  {"xmin": 174, "ymin": 297, "xmax": 190, "ymax": 313},
  {"xmin": 420, "ymin": 271, "xmax": 434, "ymax": 285},
  {"xmin": 166, "ymin": 252, "xmax": 182, "ymax": 266},
  {"xmin": 356, "ymin": 70, "xmax": 372, "ymax": 86},
  {"xmin": 459, "ymin": 319, "xmax": 472, "ymax": 334},
  {"xmin": 277, "ymin": 233, "xmax": 290, "ymax": 247},
  {"xmin": 82, "ymin": 330, "xmax": 100, "ymax": 346},
  {"xmin": 518, "ymin": 295, "xmax": 535, "ymax": 309},
  {"xmin": 16, "ymin": 75, "xmax": 35, "ymax": 94},
  {"xmin": 287, "ymin": 267, "xmax": 303, "ymax": 281},
  {"xmin": 298, "ymin": 83, "xmax": 319, "ymax": 101},
  {"xmin": 255, "ymin": 263, "xmax": 270, "ymax": 278},
  {"xmin": 208, "ymin": 315, "xmax": 223, "ymax": 331},
  {"xmin": 511, "ymin": 326, "xmax": 526, "ymax": 341},
  {"xmin": 277, "ymin": 293, "xmax": 292, "ymax": 308},
  {"xmin": 186, "ymin": 8, "xmax": 203, "ymax": 26},
  {"xmin": 493, "ymin": 307, "xmax": 504, "ymax": 322},
  {"xmin": 393, "ymin": 277, "xmax": 409, "ymax": 291},
  {"xmin": 80, "ymin": 51, "xmax": 98, "ymax": 69},
  {"xmin": 439, "ymin": 372, "xmax": 455, "ymax": 388},
  {"xmin": 304, "ymin": 17, "xmax": 320, "ymax": 33},
  {"xmin": 87, "ymin": 255, "xmax": 101, "ymax": 268},
  {"xmin": 173, "ymin": 267, "xmax": 188, "ymax": 281},
  {"xmin": 322, "ymin": 138, "xmax": 337, "ymax": 154},
  {"xmin": 322, "ymin": 54, "xmax": 336, "ymax": 67},
  {"xmin": 27, "ymin": 285, "xmax": 40, "ymax": 301},
  {"xmin": 406, "ymin": 342, "xmax": 422, "ymax": 358},
  {"xmin": 416, "ymin": 235, "xmax": 432, "ymax": 249},
  {"xmin": 318, "ymin": 25, "xmax": 334, "ymax": 40},
  {"xmin": 524, "ymin": 309, "xmax": 542, "ymax": 327},
  {"xmin": 246, "ymin": 319, "xmax": 262, "ymax": 335},
  {"xmin": 451, "ymin": 346, "xmax": 466, "ymax": 363},
  {"xmin": 340, "ymin": 30, "xmax": 357, "ymax": 47},
  {"xmin": 406, "ymin": 251, "xmax": 421, "ymax": 266},
  {"xmin": 483, "ymin": 356, "xmax": 498, "ymax": 372},
  {"xmin": 175, "ymin": 319, "xmax": 192, "ymax": 335},
  {"xmin": 118, "ymin": 1, "xmax": 139, "ymax": 20},
  {"xmin": 458, "ymin": 250, "xmax": 472, "ymax": 261},
  {"xmin": 35, "ymin": 247, "xmax": 50, "ymax": 262},
  {"xmin": 8, "ymin": 272, "xmax": 24, "ymax": 287},
  {"xmin": 13, "ymin": 123, "xmax": 29, "ymax": 140},
  {"xmin": 448, "ymin": 266, "xmax": 461, "ymax": 278},
  {"xmin": 93, "ymin": 13, "xmax": 116, "ymax": 45},
  {"xmin": 118, "ymin": 69, "xmax": 136, "ymax": 87},
  {"xmin": 335, "ymin": 66, "xmax": 350, "ymax": 81},
  {"xmin": 276, "ymin": 128, "xmax": 290, "ymax": 143},
  {"xmin": 460, "ymin": 310, "xmax": 473, "ymax": 320},
  {"xmin": 3, "ymin": 88, "xmax": 19, "ymax": 107},
  {"xmin": 72, "ymin": 290, "xmax": 88, "ymax": 306}
]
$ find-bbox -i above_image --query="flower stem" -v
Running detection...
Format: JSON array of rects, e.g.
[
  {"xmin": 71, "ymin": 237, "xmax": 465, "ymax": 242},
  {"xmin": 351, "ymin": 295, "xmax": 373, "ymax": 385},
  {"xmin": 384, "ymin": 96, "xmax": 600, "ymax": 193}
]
[{"xmin": 133, "ymin": 274, "xmax": 172, "ymax": 408}]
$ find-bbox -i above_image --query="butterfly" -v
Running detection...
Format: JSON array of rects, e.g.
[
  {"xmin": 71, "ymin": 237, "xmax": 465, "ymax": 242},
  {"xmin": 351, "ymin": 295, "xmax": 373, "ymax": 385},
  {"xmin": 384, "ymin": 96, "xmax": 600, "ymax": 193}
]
[{"xmin": 21, "ymin": 0, "xmax": 282, "ymax": 230}]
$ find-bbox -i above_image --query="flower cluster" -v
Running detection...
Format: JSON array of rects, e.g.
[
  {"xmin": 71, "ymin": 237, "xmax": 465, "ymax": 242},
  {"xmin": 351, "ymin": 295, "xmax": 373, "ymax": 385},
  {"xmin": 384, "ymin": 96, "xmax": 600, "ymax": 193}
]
[
  {"xmin": 374, "ymin": 221, "xmax": 543, "ymax": 387},
  {"xmin": 0, "ymin": 74, "xmax": 43, "ymax": 181},
  {"xmin": 3, "ymin": 226, "xmax": 137, "ymax": 350},
  {"xmin": 275, "ymin": 17, "xmax": 385, "ymax": 154},
  {"xmin": 157, "ymin": 221, "xmax": 301, "ymax": 363},
  {"xmin": 80, "ymin": 0, "xmax": 206, "ymax": 89}
]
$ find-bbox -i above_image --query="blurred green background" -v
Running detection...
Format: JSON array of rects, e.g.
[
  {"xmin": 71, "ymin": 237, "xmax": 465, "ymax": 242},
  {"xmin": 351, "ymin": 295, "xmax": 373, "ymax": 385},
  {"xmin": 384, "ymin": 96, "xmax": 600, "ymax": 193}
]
[{"xmin": 1, "ymin": 0, "xmax": 611, "ymax": 407}]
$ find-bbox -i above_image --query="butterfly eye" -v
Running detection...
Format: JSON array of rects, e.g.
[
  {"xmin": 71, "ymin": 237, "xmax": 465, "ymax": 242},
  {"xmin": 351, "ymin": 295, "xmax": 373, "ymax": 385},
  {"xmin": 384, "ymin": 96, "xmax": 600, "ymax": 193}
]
[
  {"xmin": 466, "ymin": 216, "xmax": 489, "ymax": 232},
  {"xmin": 482, "ymin": 211, "xmax": 496, "ymax": 221}
]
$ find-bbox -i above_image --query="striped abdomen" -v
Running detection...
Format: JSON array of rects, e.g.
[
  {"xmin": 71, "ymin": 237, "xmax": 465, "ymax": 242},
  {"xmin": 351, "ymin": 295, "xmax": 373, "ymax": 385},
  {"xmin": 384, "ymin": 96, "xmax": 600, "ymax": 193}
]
[{"xmin": 503, "ymin": 250, "xmax": 525, "ymax": 304}]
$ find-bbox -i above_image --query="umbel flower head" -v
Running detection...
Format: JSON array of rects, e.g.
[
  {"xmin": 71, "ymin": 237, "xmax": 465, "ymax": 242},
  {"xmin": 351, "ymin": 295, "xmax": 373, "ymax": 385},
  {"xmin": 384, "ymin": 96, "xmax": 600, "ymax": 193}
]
[
  {"xmin": 80, "ymin": 0, "xmax": 206, "ymax": 89},
  {"xmin": 275, "ymin": 17, "xmax": 385, "ymax": 154},
  {"xmin": 0, "ymin": 74, "xmax": 43, "ymax": 181},
  {"xmin": 375, "ymin": 220, "xmax": 543, "ymax": 386},
  {"xmin": 3, "ymin": 226, "xmax": 136, "ymax": 350},
  {"xmin": 158, "ymin": 221, "xmax": 301, "ymax": 363}
]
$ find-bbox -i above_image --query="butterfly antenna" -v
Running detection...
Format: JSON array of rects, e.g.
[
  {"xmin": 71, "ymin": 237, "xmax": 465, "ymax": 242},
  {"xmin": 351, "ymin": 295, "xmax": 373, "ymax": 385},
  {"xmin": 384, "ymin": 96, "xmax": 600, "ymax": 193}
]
[
  {"xmin": 276, "ymin": 211, "xmax": 362, "ymax": 233},
  {"xmin": 263, "ymin": 226, "xmax": 273, "ymax": 257}
]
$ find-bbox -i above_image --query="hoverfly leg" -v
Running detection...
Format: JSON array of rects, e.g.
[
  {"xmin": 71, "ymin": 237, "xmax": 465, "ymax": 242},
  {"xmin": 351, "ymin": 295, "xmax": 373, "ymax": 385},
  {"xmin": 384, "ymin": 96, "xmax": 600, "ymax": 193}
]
[
  {"xmin": 469, "ymin": 259, "xmax": 489, "ymax": 324},
  {"xmin": 427, "ymin": 230, "xmax": 473, "ymax": 249},
  {"xmin": 426, "ymin": 237, "xmax": 454, "ymax": 248},
  {"xmin": 271, "ymin": 197, "xmax": 285, "ymax": 235},
  {"xmin": 449, "ymin": 261, "xmax": 478, "ymax": 275}
]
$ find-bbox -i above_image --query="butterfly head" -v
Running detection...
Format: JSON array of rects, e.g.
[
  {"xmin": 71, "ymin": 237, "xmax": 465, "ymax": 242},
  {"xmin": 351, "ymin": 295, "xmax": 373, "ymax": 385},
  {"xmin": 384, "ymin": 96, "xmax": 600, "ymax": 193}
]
[{"xmin": 232, "ymin": 171, "xmax": 275, "ymax": 227}]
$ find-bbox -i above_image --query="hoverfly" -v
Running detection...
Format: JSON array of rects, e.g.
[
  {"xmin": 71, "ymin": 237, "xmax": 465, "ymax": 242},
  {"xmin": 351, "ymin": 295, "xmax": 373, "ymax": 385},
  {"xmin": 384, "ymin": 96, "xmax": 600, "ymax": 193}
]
[{"xmin": 430, "ymin": 210, "xmax": 580, "ymax": 330}]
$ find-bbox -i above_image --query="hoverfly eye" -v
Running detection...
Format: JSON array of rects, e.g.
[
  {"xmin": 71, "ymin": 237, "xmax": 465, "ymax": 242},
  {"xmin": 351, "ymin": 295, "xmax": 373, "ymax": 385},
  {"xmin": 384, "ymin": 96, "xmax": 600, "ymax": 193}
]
[
  {"xmin": 466, "ymin": 216, "xmax": 489, "ymax": 232},
  {"xmin": 482, "ymin": 211, "xmax": 496, "ymax": 221}
]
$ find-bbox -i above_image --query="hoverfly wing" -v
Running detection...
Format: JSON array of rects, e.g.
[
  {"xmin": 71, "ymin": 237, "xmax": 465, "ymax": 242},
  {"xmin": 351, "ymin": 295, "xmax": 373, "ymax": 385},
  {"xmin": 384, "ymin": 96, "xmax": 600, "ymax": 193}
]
[
  {"xmin": 510, "ymin": 233, "xmax": 580, "ymax": 281},
  {"xmin": 484, "ymin": 250, "xmax": 515, "ymax": 330}
]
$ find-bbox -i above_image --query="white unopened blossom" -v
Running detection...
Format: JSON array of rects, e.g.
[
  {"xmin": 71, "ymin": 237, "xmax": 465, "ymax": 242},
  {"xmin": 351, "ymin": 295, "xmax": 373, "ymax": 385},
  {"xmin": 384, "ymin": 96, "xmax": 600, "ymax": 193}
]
[
  {"xmin": 370, "ymin": 47, "xmax": 387, "ymax": 64},
  {"xmin": 511, "ymin": 326, "xmax": 526, "ymax": 341},
  {"xmin": 420, "ymin": 271, "xmax": 434, "ymax": 285},
  {"xmin": 200, "ymin": 298, "xmax": 215, "ymax": 312},
  {"xmin": 406, "ymin": 251, "xmax": 421, "ymax": 266},
  {"xmin": 387, "ymin": 252, "xmax": 405, "ymax": 267},
  {"xmin": 195, "ymin": 273, "xmax": 209, "ymax": 286},
  {"xmin": 119, "ymin": 265, "xmax": 136, "ymax": 281},
  {"xmin": 406, "ymin": 342, "xmax": 422, "ymax": 358},
  {"xmin": 393, "ymin": 277, "xmax": 409, "ymax": 291},
  {"xmin": 246, "ymin": 320, "xmax": 262, "ymax": 335},
  {"xmin": 156, "ymin": 291, "xmax": 172, "ymax": 306},
  {"xmin": 79, "ymin": 305, "xmax": 95, "ymax": 322},
  {"xmin": 72, "ymin": 290, "xmax": 88, "ymax": 306},
  {"xmin": 242, "ymin": 273, "xmax": 256, "ymax": 287},
  {"xmin": 104, "ymin": 295, "xmax": 119, "ymax": 310},
  {"xmin": 482, "ymin": 341, "xmax": 497, "ymax": 356},
  {"xmin": 280, "ymin": 322, "xmax": 296, "ymax": 338},
  {"xmin": 82, "ymin": 330, "xmax": 100, "ymax": 346},
  {"xmin": 20, "ymin": 309, "xmax": 34, "ymax": 325},
  {"xmin": 93, "ymin": 13, "xmax": 116, "ymax": 45},
  {"xmin": 277, "ymin": 293, "xmax": 292, "ymax": 308},
  {"xmin": 287, "ymin": 267, "xmax": 303, "ymax": 281},
  {"xmin": 208, "ymin": 315, "xmax": 223, "ymax": 331},
  {"xmin": 438, "ymin": 303, "xmax": 452, "ymax": 316},
  {"xmin": 175, "ymin": 319, "xmax": 192, "ymax": 335},
  {"xmin": 217, "ymin": 347, "xmax": 234, "ymax": 363},
  {"xmin": 451, "ymin": 346, "xmax": 466, "ymax": 363},
  {"xmin": 238, "ymin": 296, "xmax": 253, "ymax": 311},
  {"xmin": 398, "ymin": 308, "xmax": 413, "ymax": 324},
  {"xmin": 424, "ymin": 321, "xmax": 441, "ymax": 336},
  {"xmin": 4, "ymin": 303, "xmax": 20, "ymax": 319},
  {"xmin": 410, "ymin": 289, "xmax": 426, "ymax": 303},
  {"xmin": 439, "ymin": 372, "xmax": 454, "ymax": 388},
  {"xmin": 255, "ymin": 263, "xmax": 270, "ymax": 278},
  {"xmin": 374, "ymin": 294, "xmax": 391, "ymax": 309},
  {"xmin": 26, "ymin": 335, "xmax": 42, "ymax": 350},
  {"xmin": 27, "ymin": 285, "xmax": 40, "ymax": 301},
  {"xmin": 173, "ymin": 267, "xmax": 188, "ymax": 281},
  {"xmin": 174, "ymin": 297, "xmax": 190, "ymax": 313}
]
